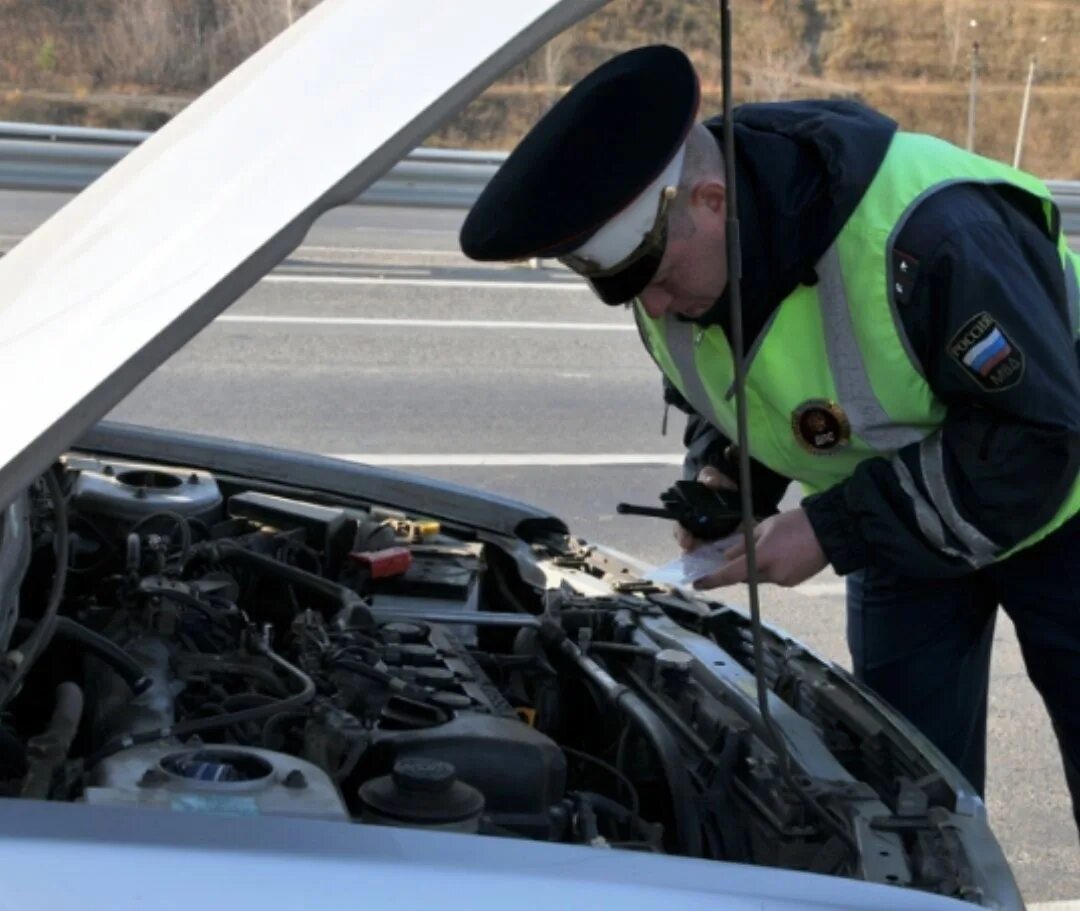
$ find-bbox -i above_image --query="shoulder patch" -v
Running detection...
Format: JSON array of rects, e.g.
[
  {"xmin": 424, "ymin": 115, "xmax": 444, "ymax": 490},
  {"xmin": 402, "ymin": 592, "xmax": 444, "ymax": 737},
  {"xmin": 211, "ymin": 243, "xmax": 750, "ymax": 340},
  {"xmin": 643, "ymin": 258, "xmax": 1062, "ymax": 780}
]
[
  {"xmin": 947, "ymin": 311, "xmax": 1024, "ymax": 392},
  {"xmin": 891, "ymin": 248, "xmax": 920, "ymax": 305}
]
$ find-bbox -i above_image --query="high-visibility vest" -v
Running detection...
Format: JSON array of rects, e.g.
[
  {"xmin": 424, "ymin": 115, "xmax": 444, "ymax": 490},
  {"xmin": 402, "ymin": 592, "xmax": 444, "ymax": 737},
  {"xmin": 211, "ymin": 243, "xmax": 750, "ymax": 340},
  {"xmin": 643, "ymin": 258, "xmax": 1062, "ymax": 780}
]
[{"xmin": 636, "ymin": 131, "xmax": 1080, "ymax": 563}]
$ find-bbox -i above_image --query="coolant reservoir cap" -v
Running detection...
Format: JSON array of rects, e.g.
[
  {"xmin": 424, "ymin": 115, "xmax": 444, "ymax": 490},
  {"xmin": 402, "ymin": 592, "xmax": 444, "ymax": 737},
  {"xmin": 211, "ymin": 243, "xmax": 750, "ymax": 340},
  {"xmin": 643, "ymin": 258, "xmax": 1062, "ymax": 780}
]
[
  {"xmin": 393, "ymin": 757, "xmax": 455, "ymax": 793},
  {"xmin": 359, "ymin": 757, "xmax": 485, "ymax": 827},
  {"xmin": 655, "ymin": 649, "xmax": 693, "ymax": 674},
  {"xmin": 159, "ymin": 749, "xmax": 274, "ymax": 790}
]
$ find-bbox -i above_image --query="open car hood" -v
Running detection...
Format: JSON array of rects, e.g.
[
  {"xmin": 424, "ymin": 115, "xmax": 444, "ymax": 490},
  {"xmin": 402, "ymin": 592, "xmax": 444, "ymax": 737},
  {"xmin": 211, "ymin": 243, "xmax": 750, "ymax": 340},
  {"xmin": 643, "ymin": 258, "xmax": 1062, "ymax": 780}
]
[{"xmin": 0, "ymin": 0, "xmax": 608, "ymax": 511}]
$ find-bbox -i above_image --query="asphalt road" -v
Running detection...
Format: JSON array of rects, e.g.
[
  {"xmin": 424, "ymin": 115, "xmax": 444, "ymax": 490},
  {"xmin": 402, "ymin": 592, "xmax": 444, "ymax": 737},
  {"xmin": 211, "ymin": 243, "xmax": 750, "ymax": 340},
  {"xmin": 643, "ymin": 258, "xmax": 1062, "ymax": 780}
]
[{"xmin": 3, "ymin": 190, "xmax": 1079, "ymax": 900}]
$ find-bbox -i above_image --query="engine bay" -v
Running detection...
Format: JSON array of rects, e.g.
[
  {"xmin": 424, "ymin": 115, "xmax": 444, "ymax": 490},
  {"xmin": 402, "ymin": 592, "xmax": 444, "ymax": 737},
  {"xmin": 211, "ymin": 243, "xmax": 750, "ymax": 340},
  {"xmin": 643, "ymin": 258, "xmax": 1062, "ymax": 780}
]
[{"xmin": 0, "ymin": 456, "xmax": 1011, "ymax": 901}]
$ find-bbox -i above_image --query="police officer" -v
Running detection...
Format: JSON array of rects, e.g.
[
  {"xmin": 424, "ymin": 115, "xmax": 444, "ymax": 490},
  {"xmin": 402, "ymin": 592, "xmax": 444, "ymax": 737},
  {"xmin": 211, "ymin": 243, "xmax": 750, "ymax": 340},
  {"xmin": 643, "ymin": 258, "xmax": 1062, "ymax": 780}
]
[{"xmin": 460, "ymin": 45, "xmax": 1080, "ymax": 825}]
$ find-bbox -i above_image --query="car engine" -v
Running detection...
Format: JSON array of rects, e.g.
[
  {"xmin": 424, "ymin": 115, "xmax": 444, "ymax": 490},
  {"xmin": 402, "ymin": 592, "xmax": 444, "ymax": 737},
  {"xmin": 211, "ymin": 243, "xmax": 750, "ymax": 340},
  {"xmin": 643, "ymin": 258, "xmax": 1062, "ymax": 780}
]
[{"xmin": 0, "ymin": 457, "xmax": 1013, "ymax": 901}]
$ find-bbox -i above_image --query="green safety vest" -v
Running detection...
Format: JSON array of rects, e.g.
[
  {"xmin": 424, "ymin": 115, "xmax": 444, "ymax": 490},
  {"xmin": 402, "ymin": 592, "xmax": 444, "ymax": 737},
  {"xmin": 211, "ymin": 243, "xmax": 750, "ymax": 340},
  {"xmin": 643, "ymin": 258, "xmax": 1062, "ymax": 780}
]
[{"xmin": 636, "ymin": 131, "xmax": 1080, "ymax": 565}]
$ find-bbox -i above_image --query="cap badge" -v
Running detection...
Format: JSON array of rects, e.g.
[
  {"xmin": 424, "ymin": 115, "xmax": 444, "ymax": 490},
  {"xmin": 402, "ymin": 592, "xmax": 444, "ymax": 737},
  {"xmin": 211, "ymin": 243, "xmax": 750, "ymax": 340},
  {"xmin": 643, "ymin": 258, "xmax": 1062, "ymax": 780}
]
[{"xmin": 791, "ymin": 400, "xmax": 851, "ymax": 454}]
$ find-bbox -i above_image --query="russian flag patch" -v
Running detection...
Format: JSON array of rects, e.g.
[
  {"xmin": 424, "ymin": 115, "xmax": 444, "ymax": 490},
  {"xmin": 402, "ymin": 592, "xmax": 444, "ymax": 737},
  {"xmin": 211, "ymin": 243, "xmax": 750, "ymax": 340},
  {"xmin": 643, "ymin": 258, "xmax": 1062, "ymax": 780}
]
[{"xmin": 948, "ymin": 312, "xmax": 1024, "ymax": 392}]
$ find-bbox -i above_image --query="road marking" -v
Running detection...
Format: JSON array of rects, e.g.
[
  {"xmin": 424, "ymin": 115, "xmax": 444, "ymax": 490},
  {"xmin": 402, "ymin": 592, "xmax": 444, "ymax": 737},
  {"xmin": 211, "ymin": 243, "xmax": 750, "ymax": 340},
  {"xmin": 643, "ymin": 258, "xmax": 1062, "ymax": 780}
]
[
  {"xmin": 294, "ymin": 244, "xmax": 467, "ymax": 258},
  {"xmin": 217, "ymin": 315, "xmax": 633, "ymax": 332},
  {"xmin": 329, "ymin": 453, "xmax": 682, "ymax": 466},
  {"xmin": 263, "ymin": 273, "xmax": 587, "ymax": 291},
  {"xmin": 795, "ymin": 582, "xmax": 847, "ymax": 597},
  {"xmin": 1030, "ymin": 903, "xmax": 1080, "ymax": 911}
]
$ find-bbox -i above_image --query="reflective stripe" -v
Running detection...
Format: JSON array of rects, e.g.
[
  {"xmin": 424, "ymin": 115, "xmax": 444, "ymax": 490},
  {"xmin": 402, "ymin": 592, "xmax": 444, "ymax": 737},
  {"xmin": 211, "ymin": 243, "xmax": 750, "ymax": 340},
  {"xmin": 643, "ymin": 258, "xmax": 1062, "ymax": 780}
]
[
  {"xmin": 817, "ymin": 245, "xmax": 924, "ymax": 451},
  {"xmin": 892, "ymin": 456, "xmax": 974, "ymax": 566},
  {"xmin": 665, "ymin": 316, "xmax": 734, "ymax": 437},
  {"xmin": 724, "ymin": 308, "xmax": 782, "ymax": 402},
  {"xmin": 919, "ymin": 431, "xmax": 1000, "ymax": 566},
  {"xmin": 1066, "ymin": 255, "xmax": 1080, "ymax": 334}
]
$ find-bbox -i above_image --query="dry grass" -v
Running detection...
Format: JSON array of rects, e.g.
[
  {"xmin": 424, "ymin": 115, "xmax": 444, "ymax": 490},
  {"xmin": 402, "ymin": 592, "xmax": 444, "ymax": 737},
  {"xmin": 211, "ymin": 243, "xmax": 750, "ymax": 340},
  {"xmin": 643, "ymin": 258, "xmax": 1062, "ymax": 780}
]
[{"xmin": 0, "ymin": 0, "xmax": 1076, "ymax": 176}]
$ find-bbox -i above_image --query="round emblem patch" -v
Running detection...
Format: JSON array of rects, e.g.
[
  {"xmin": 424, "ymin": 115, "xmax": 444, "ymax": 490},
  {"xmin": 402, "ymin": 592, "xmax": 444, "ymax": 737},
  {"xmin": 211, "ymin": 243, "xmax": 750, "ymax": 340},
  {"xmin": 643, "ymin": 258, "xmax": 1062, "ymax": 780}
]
[{"xmin": 791, "ymin": 400, "xmax": 850, "ymax": 454}]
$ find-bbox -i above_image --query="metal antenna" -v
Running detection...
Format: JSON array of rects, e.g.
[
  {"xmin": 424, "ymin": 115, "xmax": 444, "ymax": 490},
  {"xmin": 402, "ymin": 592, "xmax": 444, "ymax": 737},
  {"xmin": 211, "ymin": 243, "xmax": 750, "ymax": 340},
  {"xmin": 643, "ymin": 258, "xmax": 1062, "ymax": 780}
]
[
  {"xmin": 719, "ymin": 0, "xmax": 775, "ymax": 765},
  {"xmin": 718, "ymin": 0, "xmax": 858, "ymax": 863}
]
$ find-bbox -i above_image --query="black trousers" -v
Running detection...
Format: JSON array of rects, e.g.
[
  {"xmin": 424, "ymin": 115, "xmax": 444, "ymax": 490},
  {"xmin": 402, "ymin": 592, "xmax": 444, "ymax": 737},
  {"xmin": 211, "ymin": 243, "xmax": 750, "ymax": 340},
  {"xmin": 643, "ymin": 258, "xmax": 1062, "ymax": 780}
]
[{"xmin": 846, "ymin": 513, "xmax": 1080, "ymax": 832}]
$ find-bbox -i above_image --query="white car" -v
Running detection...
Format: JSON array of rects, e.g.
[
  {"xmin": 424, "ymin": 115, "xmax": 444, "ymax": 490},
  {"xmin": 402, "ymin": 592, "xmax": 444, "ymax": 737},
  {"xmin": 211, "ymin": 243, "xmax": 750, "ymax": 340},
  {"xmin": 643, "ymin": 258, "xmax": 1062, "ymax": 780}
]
[{"xmin": 0, "ymin": 1, "xmax": 1022, "ymax": 907}]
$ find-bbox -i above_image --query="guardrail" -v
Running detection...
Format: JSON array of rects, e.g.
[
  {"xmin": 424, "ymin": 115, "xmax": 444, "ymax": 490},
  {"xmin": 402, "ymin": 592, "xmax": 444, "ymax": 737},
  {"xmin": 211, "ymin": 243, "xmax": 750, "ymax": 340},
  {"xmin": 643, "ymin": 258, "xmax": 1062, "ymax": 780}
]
[
  {"xmin": 2, "ymin": 121, "xmax": 1079, "ymax": 232},
  {"xmin": 0, "ymin": 121, "xmax": 507, "ymax": 210}
]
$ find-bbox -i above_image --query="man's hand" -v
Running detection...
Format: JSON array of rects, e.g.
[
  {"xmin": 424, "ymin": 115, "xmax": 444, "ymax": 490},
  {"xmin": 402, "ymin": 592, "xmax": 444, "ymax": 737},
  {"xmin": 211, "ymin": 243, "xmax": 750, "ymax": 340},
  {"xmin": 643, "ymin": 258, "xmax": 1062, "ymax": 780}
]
[
  {"xmin": 692, "ymin": 508, "xmax": 827, "ymax": 589},
  {"xmin": 673, "ymin": 466, "xmax": 737, "ymax": 552}
]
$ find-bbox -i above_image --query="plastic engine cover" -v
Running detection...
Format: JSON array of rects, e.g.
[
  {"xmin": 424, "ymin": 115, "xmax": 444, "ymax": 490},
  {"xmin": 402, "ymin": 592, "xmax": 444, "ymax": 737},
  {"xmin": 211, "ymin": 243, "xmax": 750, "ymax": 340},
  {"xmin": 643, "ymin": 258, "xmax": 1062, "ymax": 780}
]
[{"xmin": 363, "ymin": 714, "xmax": 566, "ymax": 838}]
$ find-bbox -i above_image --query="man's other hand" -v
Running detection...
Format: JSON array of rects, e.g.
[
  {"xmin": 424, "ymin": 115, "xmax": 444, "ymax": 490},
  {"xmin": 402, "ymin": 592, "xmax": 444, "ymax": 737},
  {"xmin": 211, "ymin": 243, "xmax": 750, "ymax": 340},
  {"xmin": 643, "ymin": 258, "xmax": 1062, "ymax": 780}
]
[
  {"xmin": 673, "ymin": 466, "xmax": 738, "ymax": 552},
  {"xmin": 692, "ymin": 508, "xmax": 827, "ymax": 589}
]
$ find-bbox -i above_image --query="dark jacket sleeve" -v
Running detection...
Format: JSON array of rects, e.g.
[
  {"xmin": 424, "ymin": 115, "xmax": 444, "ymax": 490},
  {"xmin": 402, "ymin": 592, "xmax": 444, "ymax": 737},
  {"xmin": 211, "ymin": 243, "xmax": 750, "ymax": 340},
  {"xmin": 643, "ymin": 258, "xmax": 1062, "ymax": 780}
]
[
  {"xmin": 664, "ymin": 378, "xmax": 790, "ymax": 515},
  {"xmin": 804, "ymin": 193, "xmax": 1080, "ymax": 577}
]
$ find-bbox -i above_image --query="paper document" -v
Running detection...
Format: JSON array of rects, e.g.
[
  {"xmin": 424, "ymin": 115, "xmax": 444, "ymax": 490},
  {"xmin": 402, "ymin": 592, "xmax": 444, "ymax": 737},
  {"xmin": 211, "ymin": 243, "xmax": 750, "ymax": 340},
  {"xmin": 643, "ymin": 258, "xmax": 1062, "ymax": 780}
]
[{"xmin": 645, "ymin": 534, "xmax": 741, "ymax": 588}]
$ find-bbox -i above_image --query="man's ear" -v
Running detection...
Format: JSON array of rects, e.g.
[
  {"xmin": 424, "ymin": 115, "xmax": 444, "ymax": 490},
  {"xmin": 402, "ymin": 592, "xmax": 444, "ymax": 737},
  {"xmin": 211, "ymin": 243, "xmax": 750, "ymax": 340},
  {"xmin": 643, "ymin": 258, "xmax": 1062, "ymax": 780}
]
[{"xmin": 692, "ymin": 180, "xmax": 726, "ymax": 215}]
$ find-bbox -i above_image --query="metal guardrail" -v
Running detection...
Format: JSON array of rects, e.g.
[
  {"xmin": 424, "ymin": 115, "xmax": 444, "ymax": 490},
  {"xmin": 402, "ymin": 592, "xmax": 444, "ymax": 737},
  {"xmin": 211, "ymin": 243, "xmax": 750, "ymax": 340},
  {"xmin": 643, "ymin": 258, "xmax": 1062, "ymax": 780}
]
[
  {"xmin": 1052, "ymin": 181, "xmax": 1080, "ymax": 235},
  {"xmin": 1, "ymin": 121, "xmax": 1079, "ymax": 231},
  {"xmin": 0, "ymin": 121, "xmax": 507, "ymax": 210}
]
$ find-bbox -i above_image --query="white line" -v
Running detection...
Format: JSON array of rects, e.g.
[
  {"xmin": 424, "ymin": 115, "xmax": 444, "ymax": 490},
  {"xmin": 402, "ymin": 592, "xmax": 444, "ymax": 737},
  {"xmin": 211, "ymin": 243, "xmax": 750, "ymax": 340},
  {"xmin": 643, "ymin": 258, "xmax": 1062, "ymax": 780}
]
[
  {"xmin": 217, "ymin": 315, "xmax": 633, "ymax": 332},
  {"xmin": 295, "ymin": 245, "xmax": 466, "ymax": 258},
  {"xmin": 328, "ymin": 453, "xmax": 682, "ymax": 467},
  {"xmin": 263, "ymin": 273, "xmax": 587, "ymax": 291},
  {"xmin": 794, "ymin": 582, "xmax": 847, "ymax": 597},
  {"xmin": 1030, "ymin": 903, "xmax": 1080, "ymax": 911}
]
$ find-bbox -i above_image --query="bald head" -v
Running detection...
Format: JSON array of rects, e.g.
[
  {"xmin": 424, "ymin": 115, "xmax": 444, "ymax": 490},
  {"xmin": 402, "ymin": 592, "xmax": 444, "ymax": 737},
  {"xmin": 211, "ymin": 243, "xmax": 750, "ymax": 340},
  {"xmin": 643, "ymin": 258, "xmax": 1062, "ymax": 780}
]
[{"xmin": 668, "ymin": 123, "xmax": 725, "ymax": 242}]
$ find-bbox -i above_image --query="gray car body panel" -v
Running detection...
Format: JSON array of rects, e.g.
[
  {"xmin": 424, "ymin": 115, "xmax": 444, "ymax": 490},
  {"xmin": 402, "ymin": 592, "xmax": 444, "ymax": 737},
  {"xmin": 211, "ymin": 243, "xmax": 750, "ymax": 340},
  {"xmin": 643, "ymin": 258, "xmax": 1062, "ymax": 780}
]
[{"xmin": 0, "ymin": 798, "xmax": 977, "ymax": 911}]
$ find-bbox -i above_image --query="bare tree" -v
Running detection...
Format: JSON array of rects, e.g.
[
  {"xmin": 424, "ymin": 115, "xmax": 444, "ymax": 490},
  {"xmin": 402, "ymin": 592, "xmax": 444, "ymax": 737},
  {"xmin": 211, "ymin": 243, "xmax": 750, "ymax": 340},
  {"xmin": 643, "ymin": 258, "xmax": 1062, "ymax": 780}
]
[
  {"xmin": 739, "ymin": 8, "xmax": 810, "ymax": 101},
  {"xmin": 531, "ymin": 31, "xmax": 576, "ymax": 113},
  {"xmin": 744, "ymin": 45, "xmax": 813, "ymax": 101},
  {"xmin": 84, "ymin": 0, "xmax": 191, "ymax": 87},
  {"xmin": 942, "ymin": 0, "xmax": 969, "ymax": 77},
  {"xmin": 205, "ymin": 0, "xmax": 290, "ymax": 84}
]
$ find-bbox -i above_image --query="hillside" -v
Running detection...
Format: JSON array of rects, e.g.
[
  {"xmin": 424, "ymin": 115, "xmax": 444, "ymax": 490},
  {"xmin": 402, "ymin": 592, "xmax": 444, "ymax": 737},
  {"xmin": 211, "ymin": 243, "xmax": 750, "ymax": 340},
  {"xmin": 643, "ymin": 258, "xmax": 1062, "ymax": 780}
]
[{"xmin": 1, "ymin": 0, "xmax": 1077, "ymax": 177}]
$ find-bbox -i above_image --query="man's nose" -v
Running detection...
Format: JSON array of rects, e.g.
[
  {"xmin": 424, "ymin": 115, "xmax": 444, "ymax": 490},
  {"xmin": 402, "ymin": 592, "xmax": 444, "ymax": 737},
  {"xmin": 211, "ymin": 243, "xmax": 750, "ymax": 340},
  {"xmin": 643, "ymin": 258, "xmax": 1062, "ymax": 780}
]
[{"xmin": 639, "ymin": 287, "xmax": 672, "ymax": 318}]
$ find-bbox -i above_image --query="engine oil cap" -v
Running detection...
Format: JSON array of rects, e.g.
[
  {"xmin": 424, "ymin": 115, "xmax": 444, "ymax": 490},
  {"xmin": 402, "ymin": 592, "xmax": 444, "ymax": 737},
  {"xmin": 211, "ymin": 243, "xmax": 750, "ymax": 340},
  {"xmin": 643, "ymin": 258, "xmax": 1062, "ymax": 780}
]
[
  {"xmin": 393, "ymin": 757, "xmax": 455, "ymax": 793},
  {"xmin": 359, "ymin": 757, "xmax": 485, "ymax": 832}
]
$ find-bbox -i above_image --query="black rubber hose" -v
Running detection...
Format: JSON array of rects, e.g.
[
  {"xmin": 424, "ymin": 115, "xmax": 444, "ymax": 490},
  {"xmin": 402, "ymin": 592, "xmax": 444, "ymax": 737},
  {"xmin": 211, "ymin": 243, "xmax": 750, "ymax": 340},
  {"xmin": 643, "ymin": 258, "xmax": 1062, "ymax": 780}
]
[
  {"xmin": 541, "ymin": 620, "xmax": 704, "ymax": 858},
  {"xmin": 575, "ymin": 791, "xmax": 660, "ymax": 845},
  {"xmin": 136, "ymin": 585, "xmax": 215, "ymax": 614},
  {"xmin": 615, "ymin": 689, "xmax": 704, "ymax": 857},
  {"xmin": 0, "ymin": 727, "xmax": 28, "ymax": 779},
  {"xmin": 21, "ymin": 681, "xmax": 84, "ymax": 799},
  {"xmin": 0, "ymin": 470, "xmax": 69, "ymax": 710},
  {"xmin": 85, "ymin": 645, "xmax": 316, "ymax": 768},
  {"xmin": 575, "ymin": 794, "xmax": 601, "ymax": 843},
  {"xmin": 561, "ymin": 745, "xmax": 640, "ymax": 819},
  {"xmin": 130, "ymin": 511, "xmax": 192, "ymax": 567},
  {"xmin": 195, "ymin": 542, "xmax": 373, "ymax": 627},
  {"xmin": 331, "ymin": 657, "xmax": 439, "ymax": 705},
  {"xmin": 260, "ymin": 710, "xmax": 309, "ymax": 751},
  {"xmin": 53, "ymin": 617, "xmax": 151, "ymax": 695}
]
